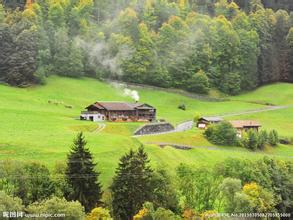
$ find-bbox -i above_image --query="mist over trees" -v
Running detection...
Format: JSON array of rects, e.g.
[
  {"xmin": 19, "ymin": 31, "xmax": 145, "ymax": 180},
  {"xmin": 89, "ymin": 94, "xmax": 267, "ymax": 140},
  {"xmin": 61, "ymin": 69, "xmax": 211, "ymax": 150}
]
[{"xmin": 0, "ymin": 0, "xmax": 292, "ymax": 94}]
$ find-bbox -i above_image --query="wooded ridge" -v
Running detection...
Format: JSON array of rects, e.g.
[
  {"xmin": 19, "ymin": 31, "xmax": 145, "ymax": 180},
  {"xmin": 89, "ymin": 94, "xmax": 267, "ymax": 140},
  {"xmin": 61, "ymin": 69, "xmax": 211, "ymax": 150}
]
[{"xmin": 0, "ymin": 0, "xmax": 292, "ymax": 95}]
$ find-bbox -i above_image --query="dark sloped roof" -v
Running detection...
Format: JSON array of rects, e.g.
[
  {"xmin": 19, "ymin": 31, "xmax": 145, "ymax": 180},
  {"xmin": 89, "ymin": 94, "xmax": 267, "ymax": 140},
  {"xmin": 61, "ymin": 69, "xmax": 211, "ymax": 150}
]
[
  {"xmin": 97, "ymin": 102, "xmax": 136, "ymax": 111},
  {"xmin": 86, "ymin": 103, "xmax": 104, "ymax": 110},
  {"xmin": 199, "ymin": 116, "xmax": 223, "ymax": 122},
  {"xmin": 133, "ymin": 103, "xmax": 155, "ymax": 110},
  {"xmin": 86, "ymin": 102, "xmax": 155, "ymax": 111}
]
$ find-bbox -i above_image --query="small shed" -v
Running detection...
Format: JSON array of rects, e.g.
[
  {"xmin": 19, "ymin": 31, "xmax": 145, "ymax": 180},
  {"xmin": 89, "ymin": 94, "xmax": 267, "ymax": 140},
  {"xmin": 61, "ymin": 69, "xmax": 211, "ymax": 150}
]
[
  {"xmin": 229, "ymin": 120, "xmax": 261, "ymax": 137},
  {"xmin": 197, "ymin": 116, "xmax": 223, "ymax": 129}
]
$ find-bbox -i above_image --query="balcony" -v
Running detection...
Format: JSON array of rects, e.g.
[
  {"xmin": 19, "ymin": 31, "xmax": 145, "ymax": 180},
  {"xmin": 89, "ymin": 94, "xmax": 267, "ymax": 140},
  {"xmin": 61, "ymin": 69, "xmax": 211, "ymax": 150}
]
[{"xmin": 81, "ymin": 111, "xmax": 101, "ymax": 115}]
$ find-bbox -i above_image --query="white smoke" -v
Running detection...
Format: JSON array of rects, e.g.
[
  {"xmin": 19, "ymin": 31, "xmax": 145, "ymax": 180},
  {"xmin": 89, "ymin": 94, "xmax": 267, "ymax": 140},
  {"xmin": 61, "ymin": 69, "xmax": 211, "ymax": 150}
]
[
  {"xmin": 75, "ymin": 38, "xmax": 133, "ymax": 76},
  {"xmin": 123, "ymin": 88, "xmax": 140, "ymax": 102}
]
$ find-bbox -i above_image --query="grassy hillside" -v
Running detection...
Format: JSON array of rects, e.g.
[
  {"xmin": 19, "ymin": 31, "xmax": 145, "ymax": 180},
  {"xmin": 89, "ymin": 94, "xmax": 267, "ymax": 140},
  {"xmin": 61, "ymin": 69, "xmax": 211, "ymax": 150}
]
[
  {"xmin": 228, "ymin": 83, "xmax": 293, "ymax": 137},
  {"xmin": 231, "ymin": 83, "xmax": 293, "ymax": 105},
  {"xmin": 0, "ymin": 77, "xmax": 292, "ymax": 186}
]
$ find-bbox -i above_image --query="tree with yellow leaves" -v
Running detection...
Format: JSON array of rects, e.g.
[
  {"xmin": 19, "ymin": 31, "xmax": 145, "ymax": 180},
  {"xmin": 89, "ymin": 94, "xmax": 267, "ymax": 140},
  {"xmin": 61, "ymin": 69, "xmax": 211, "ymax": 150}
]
[
  {"xmin": 241, "ymin": 182, "xmax": 276, "ymax": 213},
  {"xmin": 133, "ymin": 207, "xmax": 150, "ymax": 220},
  {"xmin": 86, "ymin": 207, "xmax": 112, "ymax": 220}
]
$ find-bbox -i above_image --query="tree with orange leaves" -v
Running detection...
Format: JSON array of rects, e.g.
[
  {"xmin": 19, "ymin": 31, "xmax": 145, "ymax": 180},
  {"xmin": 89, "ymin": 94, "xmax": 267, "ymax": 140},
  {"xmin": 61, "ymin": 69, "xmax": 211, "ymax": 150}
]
[{"xmin": 26, "ymin": 0, "xmax": 33, "ymax": 8}]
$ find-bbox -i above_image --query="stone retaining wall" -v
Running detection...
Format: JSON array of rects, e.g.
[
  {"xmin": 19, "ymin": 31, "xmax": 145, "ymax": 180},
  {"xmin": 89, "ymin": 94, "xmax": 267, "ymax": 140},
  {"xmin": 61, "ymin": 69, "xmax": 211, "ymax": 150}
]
[{"xmin": 134, "ymin": 122, "xmax": 175, "ymax": 136}]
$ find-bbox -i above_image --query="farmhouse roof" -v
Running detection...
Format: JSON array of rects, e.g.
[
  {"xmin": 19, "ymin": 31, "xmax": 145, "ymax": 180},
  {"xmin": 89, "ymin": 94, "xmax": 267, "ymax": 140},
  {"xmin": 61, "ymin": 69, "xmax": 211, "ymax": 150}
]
[
  {"xmin": 88, "ymin": 102, "xmax": 155, "ymax": 111},
  {"xmin": 200, "ymin": 116, "xmax": 223, "ymax": 122},
  {"xmin": 229, "ymin": 120, "xmax": 261, "ymax": 128}
]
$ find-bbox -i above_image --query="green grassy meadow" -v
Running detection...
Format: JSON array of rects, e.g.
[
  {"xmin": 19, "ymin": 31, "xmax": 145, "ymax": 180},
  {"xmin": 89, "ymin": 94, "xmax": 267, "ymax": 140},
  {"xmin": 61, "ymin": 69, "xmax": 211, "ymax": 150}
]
[
  {"xmin": 0, "ymin": 77, "xmax": 292, "ymax": 186},
  {"xmin": 230, "ymin": 83, "xmax": 293, "ymax": 105},
  {"xmin": 228, "ymin": 83, "xmax": 293, "ymax": 137}
]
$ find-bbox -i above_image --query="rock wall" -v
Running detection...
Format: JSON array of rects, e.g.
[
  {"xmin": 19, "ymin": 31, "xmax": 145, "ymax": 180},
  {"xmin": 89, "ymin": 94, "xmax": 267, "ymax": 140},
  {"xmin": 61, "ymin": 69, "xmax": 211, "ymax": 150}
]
[{"xmin": 134, "ymin": 122, "xmax": 175, "ymax": 136}]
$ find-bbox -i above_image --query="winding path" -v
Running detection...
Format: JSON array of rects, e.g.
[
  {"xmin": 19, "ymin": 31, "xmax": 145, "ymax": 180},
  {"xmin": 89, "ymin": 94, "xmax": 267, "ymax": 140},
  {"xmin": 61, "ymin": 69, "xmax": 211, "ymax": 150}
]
[
  {"xmin": 134, "ymin": 104, "xmax": 292, "ymax": 137},
  {"xmin": 94, "ymin": 123, "xmax": 106, "ymax": 133},
  {"xmin": 214, "ymin": 105, "xmax": 291, "ymax": 118}
]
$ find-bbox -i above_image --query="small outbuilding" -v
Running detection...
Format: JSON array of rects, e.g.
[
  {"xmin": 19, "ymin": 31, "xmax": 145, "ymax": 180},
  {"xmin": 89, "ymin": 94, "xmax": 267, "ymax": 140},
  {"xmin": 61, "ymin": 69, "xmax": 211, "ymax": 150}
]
[
  {"xmin": 229, "ymin": 120, "xmax": 261, "ymax": 137},
  {"xmin": 197, "ymin": 116, "xmax": 223, "ymax": 129}
]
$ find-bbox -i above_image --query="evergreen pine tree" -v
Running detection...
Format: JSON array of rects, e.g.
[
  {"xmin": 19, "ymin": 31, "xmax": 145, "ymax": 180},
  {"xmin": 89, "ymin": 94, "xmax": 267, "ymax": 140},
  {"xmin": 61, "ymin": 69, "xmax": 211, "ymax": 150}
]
[
  {"xmin": 110, "ymin": 146, "xmax": 153, "ymax": 220},
  {"xmin": 246, "ymin": 129, "xmax": 258, "ymax": 151},
  {"xmin": 66, "ymin": 132, "xmax": 102, "ymax": 212},
  {"xmin": 268, "ymin": 130, "xmax": 279, "ymax": 146},
  {"xmin": 257, "ymin": 130, "xmax": 268, "ymax": 150}
]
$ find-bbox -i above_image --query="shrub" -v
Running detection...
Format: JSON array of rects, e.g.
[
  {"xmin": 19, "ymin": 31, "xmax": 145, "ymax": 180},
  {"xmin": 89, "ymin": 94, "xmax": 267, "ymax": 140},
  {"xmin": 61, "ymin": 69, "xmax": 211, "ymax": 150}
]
[
  {"xmin": 86, "ymin": 207, "xmax": 112, "ymax": 220},
  {"xmin": 204, "ymin": 121, "xmax": 238, "ymax": 146},
  {"xmin": 134, "ymin": 202, "xmax": 180, "ymax": 220},
  {"xmin": 26, "ymin": 197, "xmax": 85, "ymax": 220},
  {"xmin": 268, "ymin": 130, "xmax": 279, "ymax": 146},
  {"xmin": 178, "ymin": 104, "xmax": 186, "ymax": 111},
  {"xmin": 0, "ymin": 191, "xmax": 24, "ymax": 213},
  {"xmin": 279, "ymin": 137, "xmax": 293, "ymax": 145},
  {"xmin": 153, "ymin": 207, "xmax": 181, "ymax": 220},
  {"xmin": 193, "ymin": 112, "xmax": 201, "ymax": 123},
  {"xmin": 257, "ymin": 130, "xmax": 268, "ymax": 150},
  {"xmin": 241, "ymin": 129, "xmax": 258, "ymax": 151}
]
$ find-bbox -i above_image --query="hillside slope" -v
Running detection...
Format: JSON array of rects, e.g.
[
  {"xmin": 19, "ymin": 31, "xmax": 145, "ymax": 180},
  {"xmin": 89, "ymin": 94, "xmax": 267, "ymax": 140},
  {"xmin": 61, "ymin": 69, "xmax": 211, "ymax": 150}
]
[{"xmin": 0, "ymin": 77, "xmax": 292, "ymax": 185}]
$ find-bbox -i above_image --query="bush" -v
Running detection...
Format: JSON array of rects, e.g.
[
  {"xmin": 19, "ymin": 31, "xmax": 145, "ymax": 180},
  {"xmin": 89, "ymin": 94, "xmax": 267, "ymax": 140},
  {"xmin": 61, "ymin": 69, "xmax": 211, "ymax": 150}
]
[
  {"xmin": 178, "ymin": 104, "xmax": 186, "ymax": 111},
  {"xmin": 279, "ymin": 137, "xmax": 293, "ymax": 145},
  {"xmin": 257, "ymin": 130, "xmax": 268, "ymax": 150},
  {"xmin": 134, "ymin": 202, "xmax": 180, "ymax": 220},
  {"xmin": 193, "ymin": 112, "xmax": 201, "ymax": 123},
  {"xmin": 240, "ymin": 129, "xmax": 279, "ymax": 150},
  {"xmin": 268, "ymin": 130, "xmax": 279, "ymax": 146},
  {"xmin": 86, "ymin": 207, "xmax": 112, "ymax": 220},
  {"xmin": 0, "ymin": 191, "xmax": 24, "ymax": 213},
  {"xmin": 241, "ymin": 129, "xmax": 258, "ymax": 151},
  {"xmin": 26, "ymin": 197, "xmax": 85, "ymax": 220},
  {"xmin": 153, "ymin": 207, "xmax": 180, "ymax": 220},
  {"xmin": 204, "ymin": 121, "xmax": 238, "ymax": 146},
  {"xmin": 34, "ymin": 66, "xmax": 47, "ymax": 85}
]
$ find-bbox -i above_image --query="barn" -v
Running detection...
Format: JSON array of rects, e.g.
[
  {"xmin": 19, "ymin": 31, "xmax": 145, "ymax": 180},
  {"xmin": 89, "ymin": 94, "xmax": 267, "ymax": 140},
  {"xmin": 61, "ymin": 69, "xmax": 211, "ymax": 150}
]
[
  {"xmin": 229, "ymin": 120, "xmax": 261, "ymax": 137},
  {"xmin": 80, "ymin": 101, "xmax": 156, "ymax": 122}
]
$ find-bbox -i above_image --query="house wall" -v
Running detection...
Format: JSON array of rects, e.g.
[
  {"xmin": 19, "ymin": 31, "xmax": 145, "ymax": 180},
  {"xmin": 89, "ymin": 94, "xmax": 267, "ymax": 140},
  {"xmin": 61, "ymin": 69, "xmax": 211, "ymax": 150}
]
[
  {"xmin": 108, "ymin": 110, "xmax": 137, "ymax": 121},
  {"xmin": 137, "ymin": 109, "xmax": 156, "ymax": 121},
  {"xmin": 236, "ymin": 127, "xmax": 260, "ymax": 138},
  {"xmin": 198, "ymin": 123, "xmax": 207, "ymax": 129},
  {"xmin": 80, "ymin": 113, "xmax": 105, "ymax": 122}
]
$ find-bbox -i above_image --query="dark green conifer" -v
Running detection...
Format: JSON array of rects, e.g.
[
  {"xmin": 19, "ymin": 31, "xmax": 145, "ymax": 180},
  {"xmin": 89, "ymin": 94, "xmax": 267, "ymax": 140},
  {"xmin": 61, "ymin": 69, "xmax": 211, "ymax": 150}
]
[
  {"xmin": 66, "ymin": 132, "xmax": 102, "ymax": 212},
  {"xmin": 110, "ymin": 146, "xmax": 153, "ymax": 220}
]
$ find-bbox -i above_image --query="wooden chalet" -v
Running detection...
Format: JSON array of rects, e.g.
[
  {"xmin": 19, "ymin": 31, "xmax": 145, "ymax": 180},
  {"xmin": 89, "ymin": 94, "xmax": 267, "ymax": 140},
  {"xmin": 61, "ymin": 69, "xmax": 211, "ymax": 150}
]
[
  {"xmin": 229, "ymin": 120, "xmax": 261, "ymax": 137},
  {"xmin": 197, "ymin": 116, "xmax": 223, "ymax": 129},
  {"xmin": 80, "ymin": 101, "xmax": 156, "ymax": 122}
]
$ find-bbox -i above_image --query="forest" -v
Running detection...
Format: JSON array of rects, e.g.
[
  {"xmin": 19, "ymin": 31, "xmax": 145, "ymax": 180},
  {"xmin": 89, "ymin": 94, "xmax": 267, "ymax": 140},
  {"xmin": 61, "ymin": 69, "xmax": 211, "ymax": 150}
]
[{"xmin": 0, "ymin": 0, "xmax": 292, "ymax": 95}]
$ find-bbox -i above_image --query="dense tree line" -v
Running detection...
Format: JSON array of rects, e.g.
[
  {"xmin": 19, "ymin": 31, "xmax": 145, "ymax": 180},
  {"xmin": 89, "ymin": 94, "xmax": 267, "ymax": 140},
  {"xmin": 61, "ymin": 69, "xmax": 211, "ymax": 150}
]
[
  {"xmin": 0, "ymin": 0, "xmax": 292, "ymax": 94},
  {"xmin": 1, "ymin": 133, "xmax": 292, "ymax": 219}
]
